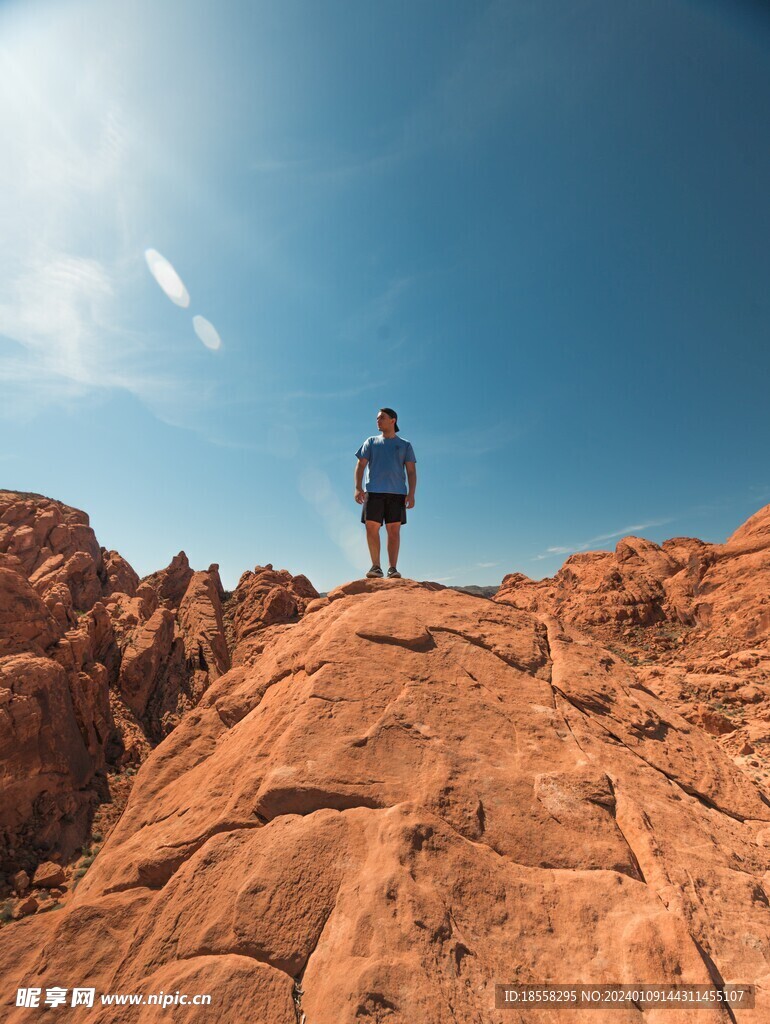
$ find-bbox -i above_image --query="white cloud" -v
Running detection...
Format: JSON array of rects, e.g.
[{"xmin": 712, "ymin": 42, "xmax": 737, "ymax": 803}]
[
  {"xmin": 531, "ymin": 517, "xmax": 675, "ymax": 563},
  {"xmin": 0, "ymin": 251, "xmax": 113, "ymax": 380},
  {"xmin": 0, "ymin": 10, "xmax": 215, "ymax": 428}
]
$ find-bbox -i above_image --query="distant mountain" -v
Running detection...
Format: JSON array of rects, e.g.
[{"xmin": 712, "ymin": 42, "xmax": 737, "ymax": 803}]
[{"xmin": 449, "ymin": 583, "xmax": 498, "ymax": 599}]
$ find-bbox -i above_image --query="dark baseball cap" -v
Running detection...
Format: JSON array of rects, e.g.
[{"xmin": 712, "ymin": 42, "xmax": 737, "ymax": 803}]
[{"xmin": 379, "ymin": 407, "xmax": 399, "ymax": 431}]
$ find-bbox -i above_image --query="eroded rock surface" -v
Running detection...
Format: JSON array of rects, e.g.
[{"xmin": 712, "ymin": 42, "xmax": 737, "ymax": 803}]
[
  {"xmin": 226, "ymin": 562, "xmax": 318, "ymax": 663},
  {"xmin": 1, "ymin": 580, "xmax": 766, "ymax": 1022},
  {"xmin": 0, "ymin": 495, "xmax": 235, "ymax": 886},
  {"xmin": 141, "ymin": 552, "xmax": 195, "ymax": 611},
  {"xmin": 0, "ymin": 494, "xmax": 119, "ymax": 870},
  {"xmin": 497, "ymin": 505, "xmax": 770, "ymax": 793}
]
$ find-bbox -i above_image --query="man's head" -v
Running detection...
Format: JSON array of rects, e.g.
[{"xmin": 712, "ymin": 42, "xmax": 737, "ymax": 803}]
[{"xmin": 377, "ymin": 408, "xmax": 399, "ymax": 434}]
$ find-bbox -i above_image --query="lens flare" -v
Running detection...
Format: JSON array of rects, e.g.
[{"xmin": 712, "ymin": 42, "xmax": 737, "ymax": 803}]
[
  {"xmin": 192, "ymin": 315, "xmax": 222, "ymax": 350},
  {"xmin": 144, "ymin": 248, "xmax": 190, "ymax": 307}
]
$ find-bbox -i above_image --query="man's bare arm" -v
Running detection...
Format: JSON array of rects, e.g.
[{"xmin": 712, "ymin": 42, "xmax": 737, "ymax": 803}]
[
  {"xmin": 354, "ymin": 458, "xmax": 367, "ymax": 503},
  {"xmin": 406, "ymin": 462, "xmax": 416, "ymax": 508}
]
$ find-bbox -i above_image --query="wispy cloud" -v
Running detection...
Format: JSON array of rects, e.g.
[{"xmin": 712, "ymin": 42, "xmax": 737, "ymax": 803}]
[
  {"xmin": 588, "ymin": 520, "xmax": 674, "ymax": 544},
  {"xmin": 421, "ymin": 417, "xmax": 529, "ymax": 458},
  {"xmin": 426, "ymin": 559, "xmax": 500, "ymax": 584},
  {"xmin": 284, "ymin": 380, "xmax": 387, "ymax": 400},
  {"xmin": 0, "ymin": 21, "xmax": 214, "ymax": 430},
  {"xmin": 1, "ymin": 250, "xmax": 117, "ymax": 381},
  {"xmin": 297, "ymin": 466, "xmax": 361, "ymax": 570},
  {"xmin": 531, "ymin": 517, "xmax": 675, "ymax": 562}
]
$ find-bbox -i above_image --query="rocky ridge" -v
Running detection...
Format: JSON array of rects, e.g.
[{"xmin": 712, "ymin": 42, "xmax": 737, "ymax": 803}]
[
  {"xmin": 0, "ymin": 491, "xmax": 316, "ymax": 918},
  {"xmin": 496, "ymin": 505, "xmax": 770, "ymax": 794},
  {"xmin": 0, "ymin": 576, "xmax": 767, "ymax": 1021},
  {"xmin": 2, "ymin": 494, "xmax": 770, "ymax": 1020}
]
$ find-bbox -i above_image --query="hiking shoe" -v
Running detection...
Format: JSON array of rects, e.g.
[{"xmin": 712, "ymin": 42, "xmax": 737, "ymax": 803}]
[
  {"xmin": 366, "ymin": 565, "xmax": 383, "ymax": 578},
  {"xmin": 387, "ymin": 567, "xmax": 401, "ymax": 578}
]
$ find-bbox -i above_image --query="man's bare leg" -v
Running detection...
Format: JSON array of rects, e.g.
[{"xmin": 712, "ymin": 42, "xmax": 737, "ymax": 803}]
[
  {"xmin": 385, "ymin": 521, "xmax": 401, "ymax": 568},
  {"xmin": 365, "ymin": 521, "xmax": 381, "ymax": 566}
]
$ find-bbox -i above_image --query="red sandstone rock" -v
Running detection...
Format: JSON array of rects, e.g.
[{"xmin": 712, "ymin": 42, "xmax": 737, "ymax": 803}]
[
  {"xmin": 108, "ymin": 692, "xmax": 152, "ymax": 766},
  {"xmin": 41, "ymin": 581, "xmax": 76, "ymax": 633},
  {"xmin": 497, "ymin": 537, "xmax": 680, "ymax": 628},
  {"xmin": 0, "ymin": 494, "xmax": 240, "ymax": 875},
  {"xmin": 105, "ymin": 588, "xmax": 158, "ymax": 648},
  {"xmin": 0, "ymin": 492, "xmax": 144, "ymax": 642},
  {"xmin": 0, "ymin": 563, "xmax": 60, "ymax": 657},
  {"xmin": 11, "ymin": 895, "xmax": 37, "ymax": 919},
  {"xmin": 4, "ymin": 494, "xmax": 766, "ymax": 1015},
  {"xmin": 11, "ymin": 870, "xmax": 29, "ymax": 894},
  {"xmin": 697, "ymin": 708, "xmax": 737, "ymax": 736},
  {"xmin": 497, "ymin": 504, "xmax": 770, "ymax": 796},
  {"xmin": 28, "ymin": 549, "xmax": 102, "ymax": 612},
  {"xmin": 0, "ymin": 653, "xmax": 97, "ymax": 869},
  {"xmin": 118, "ymin": 607, "xmax": 176, "ymax": 719},
  {"xmin": 229, "ymin": 563, "xmax": 319, "ymax": 660},
  {"xmin": 0, "ymin": 580, "xmax": 766, "ymax": 1021},
  {"xmin": 100, "ymin": 549, "xmax": 139, "ymax": 598},
  {"xmin": 141, "ymin": 552, "xmax": 194, "ymax": 610},
  {"xmin": 0, "ymin": 491, "xmax": 104, "ymax": 610},
  {"xmin": 177, "ymin": 568, "xmax": 230, "ymax": 692},
  {"xmin": 0, "ymin": 540, "xmax": 117, "ymax": 875},
  {"xmin": 31, "ymin": 861, "xmax": 65, "ymax": 888},
  {"xmin": 113, "ymin": 565, "xmax": 231, "ymax": 740},
  {"xmin": 499, "ymin": 506, "xmax": 770, "ymax": 642}
]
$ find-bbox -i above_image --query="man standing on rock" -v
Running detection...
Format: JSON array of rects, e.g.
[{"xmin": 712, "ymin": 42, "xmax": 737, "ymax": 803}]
[{"xmin": 354, "ymin": 408, "xmax": 417, "ymax": 579}]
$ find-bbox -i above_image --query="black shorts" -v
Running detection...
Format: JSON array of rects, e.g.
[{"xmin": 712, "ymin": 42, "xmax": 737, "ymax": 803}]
[{"xmin": 361, "ymin": 491, "xmax": 407, "ymax": 525}]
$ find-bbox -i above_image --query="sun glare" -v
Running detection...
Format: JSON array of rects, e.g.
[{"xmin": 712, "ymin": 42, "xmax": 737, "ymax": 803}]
[
  {"xmin": 144, "ymin": 248, "xmax": 190, "ymax": 308},
  {"xmin": 192, "ymin": 314, "xmax": 222, "ymax": 350}
]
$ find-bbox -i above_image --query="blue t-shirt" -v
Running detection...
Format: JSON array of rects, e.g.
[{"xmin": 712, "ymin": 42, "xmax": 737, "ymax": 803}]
[{"xmin": 355, "ymin": 435, "xmax": 417, "ymax": 494}]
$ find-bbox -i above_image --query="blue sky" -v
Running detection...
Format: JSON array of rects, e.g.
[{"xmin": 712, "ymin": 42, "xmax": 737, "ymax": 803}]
[{"xmin": 1, "ymin": 0, "xmax": 769, "ymax": 592}]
